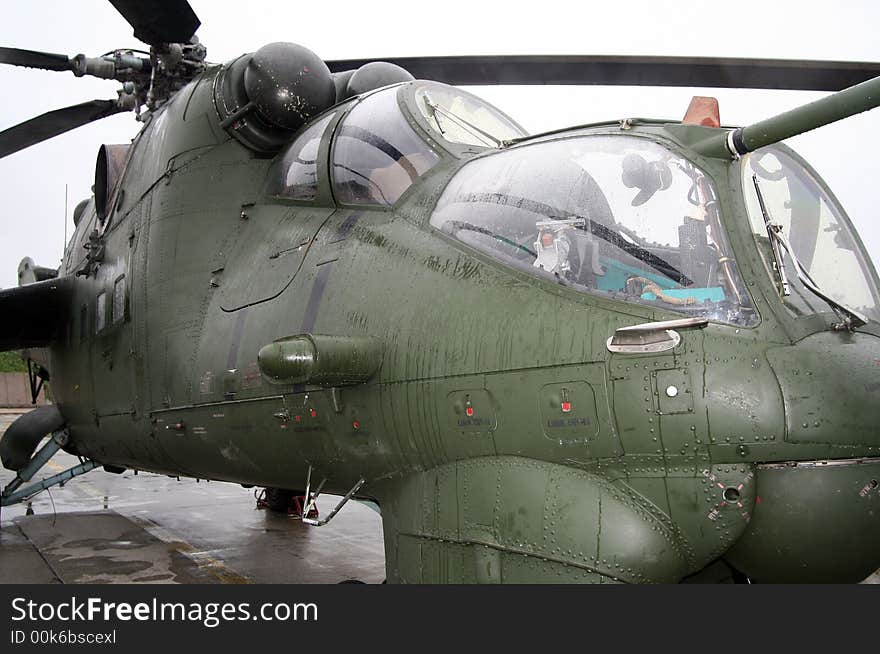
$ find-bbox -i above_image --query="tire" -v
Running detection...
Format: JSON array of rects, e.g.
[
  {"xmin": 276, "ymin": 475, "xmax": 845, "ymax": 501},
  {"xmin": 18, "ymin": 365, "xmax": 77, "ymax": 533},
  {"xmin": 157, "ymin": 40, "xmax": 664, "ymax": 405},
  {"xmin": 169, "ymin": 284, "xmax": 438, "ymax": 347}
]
[{"xmin": 263, "ymin": 488, "xmax": 295, "ymax": 513}]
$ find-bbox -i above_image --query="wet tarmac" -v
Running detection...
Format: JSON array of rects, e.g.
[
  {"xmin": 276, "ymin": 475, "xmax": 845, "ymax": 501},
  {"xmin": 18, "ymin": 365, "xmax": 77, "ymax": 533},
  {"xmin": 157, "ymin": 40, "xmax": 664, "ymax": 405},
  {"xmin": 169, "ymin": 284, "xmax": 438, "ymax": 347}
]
[{"xmin": 0, "ymin": 410, "xmax": 386, "ymax": 584}]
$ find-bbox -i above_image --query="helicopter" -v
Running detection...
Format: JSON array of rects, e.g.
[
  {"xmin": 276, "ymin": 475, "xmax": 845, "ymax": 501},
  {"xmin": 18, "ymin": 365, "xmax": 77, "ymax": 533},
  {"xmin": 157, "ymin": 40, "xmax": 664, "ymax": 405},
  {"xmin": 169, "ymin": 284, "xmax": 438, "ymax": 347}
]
[{"xmin": 1, "ymin": 0, "xmax": 879, "ymax": 584}]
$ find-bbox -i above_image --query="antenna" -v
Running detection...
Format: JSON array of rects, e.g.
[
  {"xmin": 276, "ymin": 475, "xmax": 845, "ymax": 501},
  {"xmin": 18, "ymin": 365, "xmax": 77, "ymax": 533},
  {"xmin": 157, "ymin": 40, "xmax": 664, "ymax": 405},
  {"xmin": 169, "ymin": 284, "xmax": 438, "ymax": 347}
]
[{"xmin": 63, "ymin": 184, "xmax": 68, "ymax": 266}]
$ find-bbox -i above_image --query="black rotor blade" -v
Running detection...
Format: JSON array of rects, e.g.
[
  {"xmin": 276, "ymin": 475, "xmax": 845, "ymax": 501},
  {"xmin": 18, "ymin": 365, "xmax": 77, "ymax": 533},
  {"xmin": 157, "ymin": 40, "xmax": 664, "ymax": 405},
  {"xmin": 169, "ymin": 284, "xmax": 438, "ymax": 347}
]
[
  {"xmin": 325, "ymin": 55, "xmax": 880, "ymax": 92},
  {"xmin": 0, "ymin": 100, "xmax": 127, "ymax": 159},
  {"xmin": 0, "ymin": 47, "xmax": 73, "ymax": 72},
  {"xmin": 108, "ymin": 0, "xmax": 200, "ymax": 45}
]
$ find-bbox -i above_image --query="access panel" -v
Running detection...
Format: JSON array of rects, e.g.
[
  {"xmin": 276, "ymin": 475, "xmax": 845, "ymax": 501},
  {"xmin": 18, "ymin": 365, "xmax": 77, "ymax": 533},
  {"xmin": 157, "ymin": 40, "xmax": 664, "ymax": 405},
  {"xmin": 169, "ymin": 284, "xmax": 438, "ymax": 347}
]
[{"xmin": 217, "ymin": 204, "xmax": 333, "ymax": 311}]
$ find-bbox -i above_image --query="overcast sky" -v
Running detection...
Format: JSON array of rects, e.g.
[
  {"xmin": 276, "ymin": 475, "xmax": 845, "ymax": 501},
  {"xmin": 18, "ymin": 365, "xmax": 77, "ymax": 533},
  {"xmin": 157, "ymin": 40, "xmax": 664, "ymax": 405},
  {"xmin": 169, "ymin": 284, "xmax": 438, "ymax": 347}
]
[{"xmin": 1, "ymin": 0, "xmax": 879, "ymax": 289}]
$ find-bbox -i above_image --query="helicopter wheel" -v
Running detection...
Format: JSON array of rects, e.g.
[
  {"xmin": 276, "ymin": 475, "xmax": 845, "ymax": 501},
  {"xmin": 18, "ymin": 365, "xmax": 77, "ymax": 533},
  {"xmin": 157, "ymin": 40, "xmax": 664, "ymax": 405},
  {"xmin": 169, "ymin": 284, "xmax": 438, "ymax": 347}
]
[
  {"xmin": 258, "ymin": 487, "xmax": 296, "ymax": 513},
  {"xmin": 256, "ymin": 487, "xmax": 318, "ymax": 518}
]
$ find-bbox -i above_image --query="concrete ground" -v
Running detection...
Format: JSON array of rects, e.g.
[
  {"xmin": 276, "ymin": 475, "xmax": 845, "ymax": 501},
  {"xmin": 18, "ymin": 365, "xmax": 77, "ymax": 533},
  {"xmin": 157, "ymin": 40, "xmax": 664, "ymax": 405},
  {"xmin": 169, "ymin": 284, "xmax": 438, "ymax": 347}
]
[
  {"xmin": 0, "ymin": 410, "xmax": 386, "ymax": 584},
  {"xmin": 1, "ymin": 409, "xmax": 878, "ymax": 584}
]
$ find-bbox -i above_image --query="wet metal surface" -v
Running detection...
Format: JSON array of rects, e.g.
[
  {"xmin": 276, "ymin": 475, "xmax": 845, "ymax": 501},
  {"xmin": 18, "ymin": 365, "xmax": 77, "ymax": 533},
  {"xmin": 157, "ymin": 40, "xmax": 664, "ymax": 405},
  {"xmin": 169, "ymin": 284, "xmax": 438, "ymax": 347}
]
[
  {"xmin": 1, "ymin": 410, "xmax": 877, "ymax": 584},
  {"xmin": 1, "ymin": 412, "xmax": 385, "ymax": 584}
]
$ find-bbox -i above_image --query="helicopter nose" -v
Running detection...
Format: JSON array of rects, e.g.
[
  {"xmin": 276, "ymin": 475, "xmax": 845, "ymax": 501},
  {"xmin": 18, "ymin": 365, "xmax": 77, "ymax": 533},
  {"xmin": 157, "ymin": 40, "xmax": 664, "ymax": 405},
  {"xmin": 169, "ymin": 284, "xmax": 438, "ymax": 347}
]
[
  {"xmin": 765, "ymin": 331, "xmax": 880, "ymax": 450},
  {"xmin": 723, "ymin": 330, "xmax": 880, "ymax": 581},
  {"xmin": 725, "ymin": 457, "xmax": 880, "ymax": 582}
]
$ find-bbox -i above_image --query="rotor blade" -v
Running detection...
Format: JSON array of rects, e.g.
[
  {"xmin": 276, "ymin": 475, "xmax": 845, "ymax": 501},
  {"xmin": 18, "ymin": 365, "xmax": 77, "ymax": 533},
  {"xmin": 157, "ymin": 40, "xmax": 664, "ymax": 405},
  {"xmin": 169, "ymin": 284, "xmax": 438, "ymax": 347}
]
[
  {"xmin": 324, "ymin": 55, "xmax": 880, "ymax": 92},
  {"xmin": 0, "ymin": 47, "xmax": 73, "ymax": 72},
  {"xmin": 108, "ymin": 0, "xmax": 200, "ymax": 45},
  {"xmin": 0, "ymin": 100, "xmax": 127, "ymax": 159}
]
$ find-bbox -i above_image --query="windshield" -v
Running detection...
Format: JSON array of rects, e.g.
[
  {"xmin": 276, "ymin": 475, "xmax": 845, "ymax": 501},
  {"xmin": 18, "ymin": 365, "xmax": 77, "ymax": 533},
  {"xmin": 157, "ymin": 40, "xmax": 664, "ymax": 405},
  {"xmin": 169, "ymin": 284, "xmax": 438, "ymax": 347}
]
[
  {"xmin": 414, "ymin": 82, "xmax": 527, "ymax": 148},
  {"xmin": 430, "ymin": 134, "xmax": 758, "ymax": 326},
  {"xmin": 742, "ymin": 146, "xmax": 880, "ymax": 323}
]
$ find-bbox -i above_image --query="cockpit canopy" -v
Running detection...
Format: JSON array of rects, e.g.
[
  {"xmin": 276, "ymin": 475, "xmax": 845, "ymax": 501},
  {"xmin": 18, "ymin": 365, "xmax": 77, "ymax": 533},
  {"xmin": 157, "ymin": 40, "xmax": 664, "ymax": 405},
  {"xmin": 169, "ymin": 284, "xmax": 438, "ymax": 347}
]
[
  {"xmin": 332, "ymin": 87, "xmax": 441, "ymax": 206},
  {"xmin": 413, "ymin": 82, "xmax": 526, "ymax": 148},
  {"xmin": 269, "ymin": 81, "xmax": 876, "ymax": 330},
  {"xmin": 270, "ymin": 81, "xmax": 528, "ymax": 207},
  {"xmin": 430, "ymin": 134, "xmax": 759, "ymax": 327}
]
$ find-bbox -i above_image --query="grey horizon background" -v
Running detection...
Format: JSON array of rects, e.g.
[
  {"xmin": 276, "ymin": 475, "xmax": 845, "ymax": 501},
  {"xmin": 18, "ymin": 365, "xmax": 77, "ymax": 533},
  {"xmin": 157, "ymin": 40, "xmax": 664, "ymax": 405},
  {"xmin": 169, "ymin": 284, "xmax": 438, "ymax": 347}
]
[{"xmin": 1, "ymin": 0, "xmax": 879, "ymax": 289}]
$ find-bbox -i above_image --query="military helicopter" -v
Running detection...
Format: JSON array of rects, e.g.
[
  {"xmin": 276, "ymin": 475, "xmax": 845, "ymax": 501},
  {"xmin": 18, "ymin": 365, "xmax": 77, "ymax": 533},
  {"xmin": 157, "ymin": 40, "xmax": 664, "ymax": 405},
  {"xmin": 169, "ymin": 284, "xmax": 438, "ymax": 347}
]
[{"xmin": 1, "ymin": 0, "xmax": 879, "ymax": 584}]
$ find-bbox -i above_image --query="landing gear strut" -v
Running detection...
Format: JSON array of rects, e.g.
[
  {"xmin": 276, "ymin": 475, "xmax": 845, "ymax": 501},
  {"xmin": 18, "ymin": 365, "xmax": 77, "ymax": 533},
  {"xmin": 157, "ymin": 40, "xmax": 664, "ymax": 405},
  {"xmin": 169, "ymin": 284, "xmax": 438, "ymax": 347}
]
[
  {"xmin": 0, "ymin": 429, "xmax": 98, "ymax": 516},
  {"xmin": 253, "ymin": 465, "xmax": 365, "ymax": 527}
]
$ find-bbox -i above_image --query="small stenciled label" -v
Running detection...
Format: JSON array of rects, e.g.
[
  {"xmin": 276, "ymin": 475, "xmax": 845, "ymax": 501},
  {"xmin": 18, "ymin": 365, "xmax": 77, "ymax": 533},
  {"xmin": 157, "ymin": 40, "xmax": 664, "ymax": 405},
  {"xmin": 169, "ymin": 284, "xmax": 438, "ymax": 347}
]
[
  {"xmin": 292, "ymin": 426, "xmax": 325, "ymax": 433},
  {"xmin": 540, "ymin": 380, "xmax": 599, "ymax": 442},
  {"xmin": 447, "ymin": 389, "xmax": 497, "ymax": 434},
  {"xmin": 199, "ymin": 371, "xmax": 214, "ymax": 395},
  {"xmin": 457, "ymin": 417, "xmax": 490, "ymax": 428},
  {"xmin": 546, "ymin": 417, "xmax": 590, "ymax": 429}
]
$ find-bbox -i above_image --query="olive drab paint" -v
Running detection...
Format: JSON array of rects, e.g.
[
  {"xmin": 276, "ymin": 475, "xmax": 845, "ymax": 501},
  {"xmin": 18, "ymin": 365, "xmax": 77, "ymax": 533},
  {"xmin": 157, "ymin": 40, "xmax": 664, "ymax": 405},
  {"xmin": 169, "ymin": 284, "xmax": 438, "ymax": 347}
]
[{"xmin": 3, "ymin": 46, "xmax": 880, "ymax": 583}]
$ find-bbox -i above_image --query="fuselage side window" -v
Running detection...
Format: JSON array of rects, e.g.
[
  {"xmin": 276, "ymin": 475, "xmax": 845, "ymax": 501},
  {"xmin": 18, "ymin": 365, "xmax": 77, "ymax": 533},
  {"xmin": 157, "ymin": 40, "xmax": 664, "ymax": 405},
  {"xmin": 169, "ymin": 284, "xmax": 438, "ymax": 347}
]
[
  {"xmin": 113, "ymin": 275, "xmax": 126, "ymax": 324},
  {"xmin": 271, "ymin": 112, "xmax": 336, "ymax": 201},
  {"xmin": 95, "ymin": 292, "xmax": 107, "ymax": 333}
]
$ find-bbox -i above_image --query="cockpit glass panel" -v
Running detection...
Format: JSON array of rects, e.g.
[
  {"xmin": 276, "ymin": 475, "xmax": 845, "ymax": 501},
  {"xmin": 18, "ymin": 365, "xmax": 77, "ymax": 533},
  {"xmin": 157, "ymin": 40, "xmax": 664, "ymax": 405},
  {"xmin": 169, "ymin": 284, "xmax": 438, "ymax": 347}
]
[
  {"xmin": 430, "ymin": 135, "xmax": 758, "ymax": 326},
  {"xmin": 414, "ymin": 82, "xmax": 527, "ymax": 148},
  {"xmin": 742, "ymin": 146, "xmax": 879, "ymax": 323},
  {"xmin": 332, "ymin": 88, "xmax": 440, "ymax": 206},
  {"xmin": 271, "ymin": 112, "xmax": 336, "ymax": 200}
]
